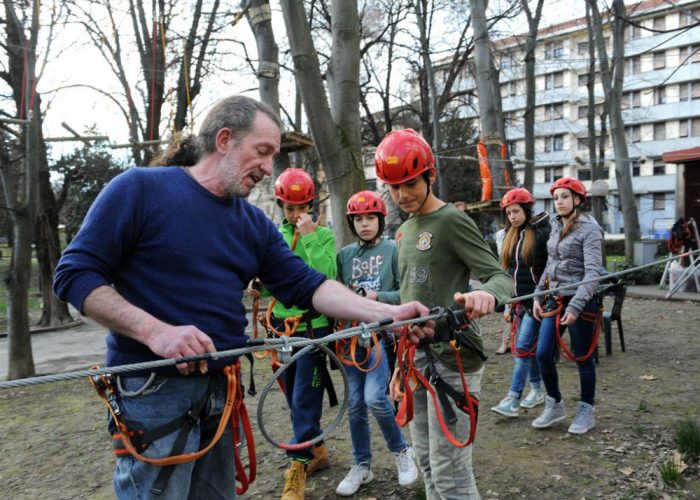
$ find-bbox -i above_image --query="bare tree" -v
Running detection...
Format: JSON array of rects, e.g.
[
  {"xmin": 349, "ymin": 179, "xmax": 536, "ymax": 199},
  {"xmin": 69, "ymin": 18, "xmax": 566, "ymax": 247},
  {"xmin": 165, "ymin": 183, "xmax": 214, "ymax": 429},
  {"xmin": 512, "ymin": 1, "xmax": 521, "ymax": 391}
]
[
  {"xmin": 469, "ymin": 0, "xmax": 515, "ymax": 199},
  {"xmin": 67, "ymin": 0, "xmax": 227, "ymax": 164},
  {"xmin": 0, "ymin": 0, "xmax": 42, "ymax": 379},
  {"xmin": 520, "ymin": 0, "xmax": 544, "ymax": 192},
  {"xmin": 588, "ymin": 0, "xmax": 640, "ymax": 260},
  {"xmin": 279, "ymin": 0, "xmax": 366, "ymax": 247}
]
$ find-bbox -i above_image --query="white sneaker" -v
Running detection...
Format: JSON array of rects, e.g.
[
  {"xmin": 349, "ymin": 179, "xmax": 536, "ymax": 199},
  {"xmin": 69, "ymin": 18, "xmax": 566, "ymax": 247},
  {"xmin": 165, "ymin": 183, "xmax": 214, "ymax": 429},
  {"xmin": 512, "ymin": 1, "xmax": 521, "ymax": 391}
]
[
  {"xmin": 520, "ymin": 386, "xmax": 546, "ymax": 409},
  {"xmin": 532, "ymin": 396, "xmax": 567, "ymax": 429},
  {"xmin": 491, "ymin": 394, "xmax": 520, "ymax": 417},
  {"xmin": 568, "ymin": 401, "xmax": 595, "ymax": 434},
  {"xmin": 336, "ymin": 464, "xmax": 374, "ymax": 496},
  {"xmin": 394, "ymin": 446, "xmax": 419, "ymax": 486}
]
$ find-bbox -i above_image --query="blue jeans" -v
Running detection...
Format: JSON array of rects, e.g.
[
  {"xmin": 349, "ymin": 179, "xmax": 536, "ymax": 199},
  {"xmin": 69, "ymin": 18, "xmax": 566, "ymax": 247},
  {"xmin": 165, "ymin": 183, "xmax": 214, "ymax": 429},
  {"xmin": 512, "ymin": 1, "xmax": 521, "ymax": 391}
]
[
  {"xmin": 346, "ymin": 341, "xmax": 408, "ymax": 466},
  {"xmin": 536, "ymin": 297, "xmax": 598, "ymax": 405},
  {"xmin": 509, "ymin": 312, "xmax": 542, "ymax": 398},
  {"xmin": 283, "ymin": 326, "xmax": 332, "ymax": 461},
  {"xmin": 112, "ymin": 373, "xmax": 236, "ymax": 500}
]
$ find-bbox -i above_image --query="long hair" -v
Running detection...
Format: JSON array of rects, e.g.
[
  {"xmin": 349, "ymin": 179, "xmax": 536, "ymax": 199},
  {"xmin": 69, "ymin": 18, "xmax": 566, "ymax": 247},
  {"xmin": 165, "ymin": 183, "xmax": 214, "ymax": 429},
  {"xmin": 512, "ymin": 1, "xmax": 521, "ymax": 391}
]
[
  {"xmin": 500, "ymin": 203, "xmax": 535, "ymax": 269},
  {"xmin": 560, "ymin": 209, "xmax": 581, "ymax": 239},
  {"xmin": 150, "ymin": 132, "xmax": 200, "ymax": 166}
]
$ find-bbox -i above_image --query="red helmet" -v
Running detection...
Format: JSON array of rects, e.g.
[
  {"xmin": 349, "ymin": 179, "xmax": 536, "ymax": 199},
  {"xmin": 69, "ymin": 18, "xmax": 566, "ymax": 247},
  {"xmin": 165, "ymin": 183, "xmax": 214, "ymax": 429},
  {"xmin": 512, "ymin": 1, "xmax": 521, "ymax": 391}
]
[
  {"xmin": 374, "ymin": 129, "xmax": 435, "ymax": 185},
  {"xmin": 274, "ymin": 168, "xmax": 315, "ymax": 204},
  {"xmin": 501, "ymin": 187, "xmax": 535, "ymax": 209},
  {"xmin": 347, "ymin": 191, "xmax": 387, "ymax": 216},
  {"xmin": 550, "ymin": 177, "xmax": 587, "ymax": 203}
]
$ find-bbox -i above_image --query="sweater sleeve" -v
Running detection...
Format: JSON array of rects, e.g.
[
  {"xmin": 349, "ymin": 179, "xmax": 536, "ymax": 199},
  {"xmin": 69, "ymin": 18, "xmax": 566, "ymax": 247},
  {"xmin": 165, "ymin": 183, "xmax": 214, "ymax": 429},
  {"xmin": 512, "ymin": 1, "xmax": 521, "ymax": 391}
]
[
  {"xmin": 53, "ymin": 170, "xmax": 142, "ymax": 312},
  {"xmin": 566, "ymin": 222, "xmax": 603, "ymax": 316},
  {"xmin": 453, "ymin": 213, "xmax": 514, "ymax": 306},
  {"xmin": 299, "ymin": 227, "xmax": 337, "ymax": 279},
  {"xmin": 377, "ymin": 242, "xmax": 401, "ymax": 305}
]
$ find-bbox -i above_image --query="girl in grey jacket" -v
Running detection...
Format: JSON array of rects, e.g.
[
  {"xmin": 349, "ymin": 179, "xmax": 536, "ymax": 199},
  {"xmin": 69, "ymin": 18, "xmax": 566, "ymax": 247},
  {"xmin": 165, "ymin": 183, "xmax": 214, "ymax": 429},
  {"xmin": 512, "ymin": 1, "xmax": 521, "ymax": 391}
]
[{"xmin": 532, "ymin": 177, "xmax": 603, "ymax": 435}]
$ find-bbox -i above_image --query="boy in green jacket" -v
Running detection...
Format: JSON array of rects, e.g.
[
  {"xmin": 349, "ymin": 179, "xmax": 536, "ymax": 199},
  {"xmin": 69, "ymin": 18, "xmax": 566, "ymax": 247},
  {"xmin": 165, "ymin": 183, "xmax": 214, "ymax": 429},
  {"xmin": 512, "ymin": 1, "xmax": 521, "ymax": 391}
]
[
  {"xmin": 377, "ymin": 130, "xmax": 514, "ymax": 499},
  {"xmin": 255, "ymin": 168, "xmax": 337, "ymax": 500}
]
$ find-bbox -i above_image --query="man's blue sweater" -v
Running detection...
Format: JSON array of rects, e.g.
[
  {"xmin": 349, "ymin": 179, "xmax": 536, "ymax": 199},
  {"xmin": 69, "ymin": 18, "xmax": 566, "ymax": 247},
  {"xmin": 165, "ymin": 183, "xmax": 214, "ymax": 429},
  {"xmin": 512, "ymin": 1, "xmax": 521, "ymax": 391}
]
[{"xmin": 54, "ymin": 167, "xmax": 326, "ymax": 372}]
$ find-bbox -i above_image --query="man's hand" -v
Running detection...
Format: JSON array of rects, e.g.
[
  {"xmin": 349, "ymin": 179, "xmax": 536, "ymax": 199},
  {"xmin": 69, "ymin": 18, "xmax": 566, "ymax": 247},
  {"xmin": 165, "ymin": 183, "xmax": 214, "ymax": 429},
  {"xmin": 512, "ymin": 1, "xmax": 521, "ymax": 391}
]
[
  {"xmin": 147, "ymin": 325, "xmax": 217, "ymax": 375},
  {"xmin": 453, "ymin": 290, "xmax": 496, "ymax": 319},
  {"xmin": 296, "ymin": 213, "xmax": 318, "ymax": 236},
  {"xmin": 391, "ymin": 301, "xmax": 435, "ymax": 343}
]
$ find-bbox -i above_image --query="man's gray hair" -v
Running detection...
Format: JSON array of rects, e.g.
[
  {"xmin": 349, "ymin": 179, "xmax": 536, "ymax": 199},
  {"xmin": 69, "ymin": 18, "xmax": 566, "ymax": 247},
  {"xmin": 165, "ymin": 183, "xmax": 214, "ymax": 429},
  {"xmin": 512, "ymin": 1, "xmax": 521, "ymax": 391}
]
[{"xmin": 198, "ymin": 95, "xmax": 282, "ymax": 154}]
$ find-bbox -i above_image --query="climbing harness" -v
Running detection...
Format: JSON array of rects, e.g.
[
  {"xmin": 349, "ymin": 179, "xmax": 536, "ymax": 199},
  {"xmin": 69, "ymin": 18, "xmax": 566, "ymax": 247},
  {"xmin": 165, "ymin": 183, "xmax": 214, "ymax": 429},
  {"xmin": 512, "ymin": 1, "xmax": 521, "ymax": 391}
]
[
  {"xmin": 508, "ymin": 302, "xmax": 538, "ymax": 358},
  {"xmin": 334, "ymin": 320, "xmax": 384, "ymax": 373},
  {"xmin": 540, "ymin": 294, "xmax": 602, "ymax": 363},
  {"xmin": 90, "ymin": 361, "xmax": 256, "ymax": 495},
  {"xmin": 394, "ymin": 308, "xmax": 482, "ymax": 447}
]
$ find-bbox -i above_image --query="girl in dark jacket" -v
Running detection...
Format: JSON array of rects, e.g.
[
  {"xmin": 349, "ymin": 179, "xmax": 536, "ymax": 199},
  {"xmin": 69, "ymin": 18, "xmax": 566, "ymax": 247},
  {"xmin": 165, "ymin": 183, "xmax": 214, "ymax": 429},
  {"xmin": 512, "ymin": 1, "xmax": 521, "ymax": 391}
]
[{"xmin": 491, "ymin": 188, "xmax": 550, "ymax": 418}]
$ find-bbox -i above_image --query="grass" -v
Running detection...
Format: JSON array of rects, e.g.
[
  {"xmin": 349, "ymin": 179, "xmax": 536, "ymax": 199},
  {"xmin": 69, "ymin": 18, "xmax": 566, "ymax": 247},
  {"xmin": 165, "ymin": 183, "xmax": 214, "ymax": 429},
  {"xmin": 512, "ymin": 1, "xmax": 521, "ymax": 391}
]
[
  {"xmin": 676, "ymin": 419, "xmax": 700, "ymax": 461},
  {"xmin": 660, "ymin": 459, "xmax": 681, "ymax": 485},
  {"xmin": 638, "ymin": 399, "xmax": 650, "ymax": 413},
  {"xmin": 0, "ymin": 245, "xmax": 43, "ymax": 317},
  {"xmin": 606, "ymin": 255, "xmax": 626, "ymax": 271}
]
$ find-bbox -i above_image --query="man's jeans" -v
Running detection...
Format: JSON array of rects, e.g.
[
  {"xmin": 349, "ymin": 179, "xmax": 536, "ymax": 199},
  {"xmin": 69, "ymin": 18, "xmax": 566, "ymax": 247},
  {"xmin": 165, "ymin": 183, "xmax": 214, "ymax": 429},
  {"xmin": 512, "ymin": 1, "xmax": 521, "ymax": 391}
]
[
  {"xmin": 409, "ymin": 353, "xmax": 483, "ymax": 500},
  {"xmin": 283, "ymin": 326, "xmax": 332, "ymax": 461},
  {"xmin": 509, "ymin": 313, "xmax": 542, "ymax": 398},
  {"xmin": 346, "ymin": 341, "xmax": 408, "ymax": 466},
  {"xmin": 536, "ymin": 297, "xmax": 598, "ymax": 405},
  {"xmin": 113, "ymin": 373, "xmax": 236, "ymax": 500}
]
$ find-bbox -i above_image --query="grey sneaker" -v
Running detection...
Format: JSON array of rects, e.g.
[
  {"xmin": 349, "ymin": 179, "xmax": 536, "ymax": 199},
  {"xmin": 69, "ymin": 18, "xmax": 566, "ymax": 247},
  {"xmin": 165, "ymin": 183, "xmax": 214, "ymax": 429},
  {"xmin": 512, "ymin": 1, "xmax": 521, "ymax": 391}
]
[
  {"xmin": 491, "ymin": 394, "xmax": 520, "ymax": 417},
  {"xmin": 532, "ymin": 396, "xmax": 567, "ymax": 428},
  {"xmin": 336, "ymin": 464, "xmax": 374, "ymax": 496},
  {"xmin": 394, "ymin": 446, "xmax": 419, "ymax": 486},
  {"xmin": 520, "ymin": 386, "xmax": 546, "ymax": 409},
  {"xmin": 568, "ymin": 401, "xmax": 595, "ymax": 434}
]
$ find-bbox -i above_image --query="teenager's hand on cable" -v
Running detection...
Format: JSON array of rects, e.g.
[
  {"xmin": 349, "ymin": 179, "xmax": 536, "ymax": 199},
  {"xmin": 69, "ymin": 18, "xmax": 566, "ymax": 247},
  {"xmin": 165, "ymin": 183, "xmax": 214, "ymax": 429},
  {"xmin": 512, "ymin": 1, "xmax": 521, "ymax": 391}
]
[
  {"xmin": 390, "ymin": 301, "xmax": 435, "ymax": 343},
  {"xmin": 296, "ymin": 213, "xmax": 317, "ymax": 236},
  {"xmin": 147, "ymin": 325, "xmax": 217, "ymax": 375},
  {"xmin": 453, "ymin": 290, "xmax": 495, "ymax": 319},
  {"xmin": 247, "ymin": 278, "xmax": 262, "ymax": 299},
  {"xmin": 532, "ymin": 300, "xmax": 543, "ymax": 321},
  {"xmin": 560, "ymin": 311, "xmax": 578, "ymax": 325}
]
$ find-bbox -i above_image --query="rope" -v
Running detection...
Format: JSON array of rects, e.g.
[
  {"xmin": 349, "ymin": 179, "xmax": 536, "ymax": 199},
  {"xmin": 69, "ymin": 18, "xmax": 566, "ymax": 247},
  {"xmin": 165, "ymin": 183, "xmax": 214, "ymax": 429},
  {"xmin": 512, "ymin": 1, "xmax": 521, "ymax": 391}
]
[{"xmin": 2, "ymin": 249, "xmax": 700, "ymax": 391}]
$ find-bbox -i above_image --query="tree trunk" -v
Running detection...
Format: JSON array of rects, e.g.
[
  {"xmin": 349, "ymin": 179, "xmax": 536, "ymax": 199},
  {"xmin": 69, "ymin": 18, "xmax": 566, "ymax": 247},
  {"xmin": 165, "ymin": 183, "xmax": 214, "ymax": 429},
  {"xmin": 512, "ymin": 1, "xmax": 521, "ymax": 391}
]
[
  {"xmin": 3, "ymin": 0, "xmax": 42, "ymax": 379},
  {"xmin": 279, "ymin": 0, "xmax": 365, "ymax": 247},
  {"xmin": 414, "ymin": 0, "xmax": 444, "ymax": 198},
  {"xmin": 521, "ymin": 0, "xmax": 545, "ymax": 192},
  {"xmin": 585, "ymin": 3, "xmax": 604, "ymax": 225},
  {"xmin": 589, "ymin": 0, "xmax": 640, "ymax": 260},
  {"xmin": 469, "ymin": 0, "xmax": 514, "ymax": 199},
  {"xmin": 246, "ymin": 0, "xmax": 289, "ymax": 175}
]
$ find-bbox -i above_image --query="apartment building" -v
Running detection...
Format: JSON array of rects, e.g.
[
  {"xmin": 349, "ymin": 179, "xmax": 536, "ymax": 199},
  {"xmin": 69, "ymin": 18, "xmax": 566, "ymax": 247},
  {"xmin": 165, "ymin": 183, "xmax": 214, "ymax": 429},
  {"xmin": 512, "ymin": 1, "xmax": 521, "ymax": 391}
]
[{"xmin": 432, "ymin": 0, "xmax": 700, "ymax": 237}]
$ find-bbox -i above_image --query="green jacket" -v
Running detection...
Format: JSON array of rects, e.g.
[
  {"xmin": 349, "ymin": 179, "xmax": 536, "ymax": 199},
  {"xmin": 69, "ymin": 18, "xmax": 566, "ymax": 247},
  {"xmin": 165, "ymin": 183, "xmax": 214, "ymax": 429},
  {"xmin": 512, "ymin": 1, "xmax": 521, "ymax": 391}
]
[
  {"xmin": 396, "ymin": 204, "xmax": 514, "ymax": 372},
  {"xmin": 262, "ymin": 219, "xmax": 336, "ymax": 331}
]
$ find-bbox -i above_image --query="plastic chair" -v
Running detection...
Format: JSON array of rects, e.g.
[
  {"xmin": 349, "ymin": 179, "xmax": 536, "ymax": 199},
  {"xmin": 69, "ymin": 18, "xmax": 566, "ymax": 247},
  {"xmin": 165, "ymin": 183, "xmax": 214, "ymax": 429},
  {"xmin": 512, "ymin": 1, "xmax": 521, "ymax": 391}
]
[{"xmin": 601, "ymin": 282, "xmax": 626, "ymax": 355}]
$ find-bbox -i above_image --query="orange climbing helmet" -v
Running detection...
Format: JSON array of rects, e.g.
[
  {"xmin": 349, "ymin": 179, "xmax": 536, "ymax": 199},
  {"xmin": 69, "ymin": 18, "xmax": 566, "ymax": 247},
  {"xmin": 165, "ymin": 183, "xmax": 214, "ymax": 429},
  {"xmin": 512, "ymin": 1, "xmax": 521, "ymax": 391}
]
[
  {"xmin": 550, "ymin": 176, "xmax": 587, "ymax": 203},
  {"xmin": 374, "ymin": 129, "xmax": 435, "ymax": 185},
  {"xmin": 501, "ymin": 188, "xmax": 535, "ymax": 209},
  {"xmin": 347, "ymin": 191, "xmax": 387, "ymax": 216},
  {"xmin": 274, "ymin": 168, "xmax": 315, "ymax": 204}
]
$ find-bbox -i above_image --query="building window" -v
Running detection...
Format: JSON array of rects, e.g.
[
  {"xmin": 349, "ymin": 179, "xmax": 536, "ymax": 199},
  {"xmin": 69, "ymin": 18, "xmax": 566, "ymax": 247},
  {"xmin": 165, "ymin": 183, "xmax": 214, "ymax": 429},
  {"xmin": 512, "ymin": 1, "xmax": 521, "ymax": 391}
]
[
  {"xmin": 653, "ymin": 193, "xmax": 666, "ymax": 210},
  {"xmin": 554, "ymin": 166, "xmax": 563, "ymax": 180},
  {"xmin": 653, "ymin": 160, "xmax": 666, "ymax": 175},
  {"xmin": 680, "ymin": 9, "xmax": 700, "ymax": 28},
  {"xmin": 578, "ymin": 105, "xmax": 588, "ymax": 119},
  {"xmin": 679, "ymin": 119, "xmax": 689, "ymax": 137},
  {"xmin": 654, "ymin": 86, "xmax": 666, "ymax": 105},
  {"xmin": 545, "ymin": 71, "xmax": 564, "ymax": 90},
  {"xmin": 626, "ymin": 125, "xmax": 641, "ymax": 142},
  {"xmin": 693, "ymin": 82, "xmax": 700, "ymax": 100},
  {"xmin": 622, "ymin": 90, "xmax": 641, "ymax": 109},
  {"xmin": 631, "ymin": 24, "xmax": 643, "ymax": 39},
  {"xmin": 544, "ymin": 103, "xmax": 563, "ymax": 121},
  {"xmin": 545, "ymin": 44, "xmax": 564, "ymax": 60},
  {"xmin": 507, "ymin": 141, "xmax": 517, "ymax": 156},
  {"xmin": 628, "ymin": 56, "xmax": 642, "ymax": 74},
  {"xmin": 577, "ymin": 137, "xmax": 589, "ymax": 150},
  {"xmin": 553, "ymin": 135, "xmax": 564, "ymax": 151},
  {"xmin": 653, "ymin": 15, "xmax": 666, "ymax": 31},
  {"xmin": 544, "ymin": 168, "xmax": 552, "ymax": 182},
  {"xmin": 654, "ymin": 51, "xmax": 666, "ymax": 69},
  {"xmin": 578, "ymin": 169, "xmax": 592, "ymax": 181},
  {"xmin": 694, "ymin": 46, "xmax": 700, "ymax": 64},
  {"xmin": 679, "ymin": 83, "xmax": 689, "ymax": 101},
  {"xmin": 692, "ymin": 118, "xmax": 700, "ymax": 137},
  {"xmin": 653, "ymin": 122, "xmax": 666, "ymax": 140},
  {"xmin": 577, "ymin": 41, "xmax": 588, "ymax": 55},
  {"xmin": 631, "ymin": 160, "xmax": 641, "ymax": 177}
]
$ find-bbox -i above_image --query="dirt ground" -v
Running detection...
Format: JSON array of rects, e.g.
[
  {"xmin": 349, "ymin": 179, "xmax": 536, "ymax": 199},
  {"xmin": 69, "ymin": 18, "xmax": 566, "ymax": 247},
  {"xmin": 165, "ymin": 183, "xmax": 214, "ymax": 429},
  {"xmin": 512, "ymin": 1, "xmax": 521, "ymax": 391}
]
[{"xmin": 1, "ymin": 296, "xmax": 699, "ymax": 499}]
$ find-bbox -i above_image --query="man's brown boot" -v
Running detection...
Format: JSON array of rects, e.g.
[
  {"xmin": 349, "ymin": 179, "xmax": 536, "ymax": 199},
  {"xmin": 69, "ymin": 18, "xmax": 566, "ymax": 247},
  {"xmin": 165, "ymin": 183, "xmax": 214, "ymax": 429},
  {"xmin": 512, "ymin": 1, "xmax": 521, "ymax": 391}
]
[
  {"xmin": 281, "ymin": 461, "xmax": 306, "ymax": 500},
  {"xmin": 307, "ymin": 443, "xmax": 330, "ymax": 475}
]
